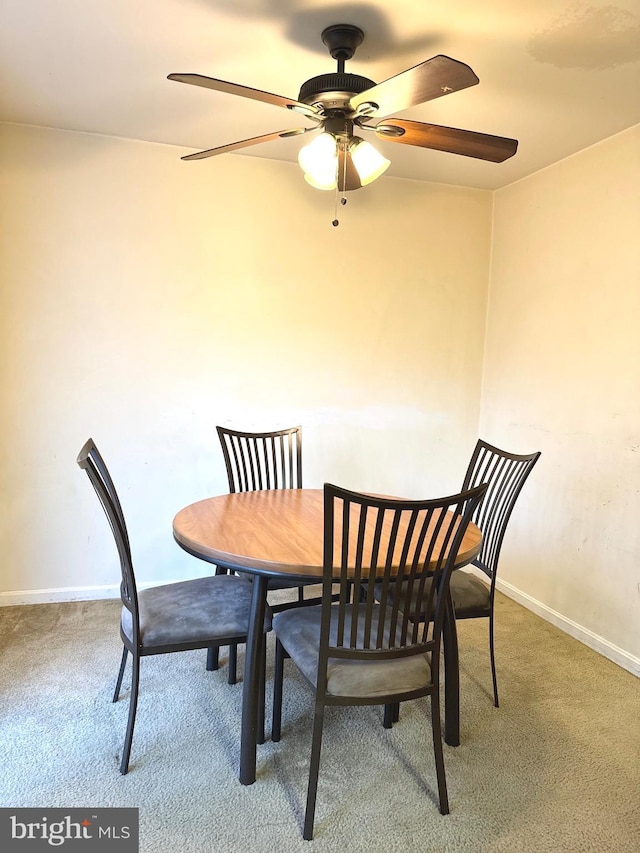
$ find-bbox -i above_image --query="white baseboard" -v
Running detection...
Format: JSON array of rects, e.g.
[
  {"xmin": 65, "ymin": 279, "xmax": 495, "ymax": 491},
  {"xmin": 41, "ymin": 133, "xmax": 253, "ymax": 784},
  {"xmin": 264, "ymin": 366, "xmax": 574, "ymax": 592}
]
[
  {"xmin": 0, "ymin": 581, "xmax": 163, "ymax": 607},
  {"xmin": 496, "ymin": 578, "xmax": 640, "ymax": 678}
]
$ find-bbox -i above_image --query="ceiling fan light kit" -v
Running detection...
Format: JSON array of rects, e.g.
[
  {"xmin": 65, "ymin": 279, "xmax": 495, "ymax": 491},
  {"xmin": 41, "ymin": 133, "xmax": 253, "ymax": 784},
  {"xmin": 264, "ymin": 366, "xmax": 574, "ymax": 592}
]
[
  {"xmin": 169, "ymin": 22, "xmax": 518, "ymax": 217},
  {"xmin": 297, "ymin": 113, "xmax": 391, "ymax": 190}
]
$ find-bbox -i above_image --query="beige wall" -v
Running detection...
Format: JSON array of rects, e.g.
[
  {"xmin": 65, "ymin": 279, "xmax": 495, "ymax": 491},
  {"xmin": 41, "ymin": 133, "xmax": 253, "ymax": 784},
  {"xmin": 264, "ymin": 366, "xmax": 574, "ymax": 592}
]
[
  {"xmin": 0, "ymin": 123, "xmax": 491, "ymax": 599},
  {"xmin": 3, "ymin": 121, "xmax": 637, "ymax": 673},
  {"xmin": 481, "ymin": 125, "xmax": 640, "ymax": 668}
]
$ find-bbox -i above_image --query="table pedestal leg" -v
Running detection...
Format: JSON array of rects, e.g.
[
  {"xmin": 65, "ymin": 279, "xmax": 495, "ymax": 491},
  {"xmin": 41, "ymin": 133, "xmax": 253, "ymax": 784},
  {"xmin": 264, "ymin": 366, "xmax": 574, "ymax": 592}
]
[
  {"xmin": 443, "ymin": 590, "xmax": 460, "ymax": 747},
  {"xmin": 240, "ymin": 574, "xmax": 268, "ymax": 785}
]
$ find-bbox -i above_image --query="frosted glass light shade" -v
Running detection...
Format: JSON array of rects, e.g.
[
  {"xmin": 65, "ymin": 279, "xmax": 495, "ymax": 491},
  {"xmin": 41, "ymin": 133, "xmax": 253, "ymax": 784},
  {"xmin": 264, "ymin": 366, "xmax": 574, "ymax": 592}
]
[
  {"xmin": 298, "ymin": 133, "xmax": 338, "ymax": 190},
  {"xmin": 350, "ymin": 138, "xmax": 390, "ymax": 185}
]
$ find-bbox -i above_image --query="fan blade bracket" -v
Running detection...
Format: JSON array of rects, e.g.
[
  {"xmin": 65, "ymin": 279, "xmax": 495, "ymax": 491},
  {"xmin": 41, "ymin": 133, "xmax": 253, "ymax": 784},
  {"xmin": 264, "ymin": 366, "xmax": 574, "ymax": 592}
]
[
  {"xmin": 287, "ymin": 102, "xmax": 324, "ymax": 120},
  {"xmin": 375, "ymin": 124, "xmax": 406, "ymax": 138},
  {"xmin": 353, "ymin": 101, "xmax": 379, "ymax": 118},
  {"xmin": 279, "ymin": 128, "xmax": 311, "ymax": 139}
]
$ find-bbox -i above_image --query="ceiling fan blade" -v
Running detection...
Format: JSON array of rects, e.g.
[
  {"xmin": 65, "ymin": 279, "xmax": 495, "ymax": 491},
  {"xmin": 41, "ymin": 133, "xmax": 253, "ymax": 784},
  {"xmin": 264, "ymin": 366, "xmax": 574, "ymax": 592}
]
[
  {"xmin": 168, "ymin": 73, "xmax": 318, "ymax": 116},
  {"xmin": 337, "ymin": 147, "xmax": 362, "ymax": 192},
  {"xmin": 181, "ymin": 128, "xmax": 313, "ymax": 161},
  {"xmin": 375, "ymin": 119, "xmax": 518, "ymax": 162},
  {"xmin": 350, "ymin": 55, "xmax": 479, "ymax": 118}
]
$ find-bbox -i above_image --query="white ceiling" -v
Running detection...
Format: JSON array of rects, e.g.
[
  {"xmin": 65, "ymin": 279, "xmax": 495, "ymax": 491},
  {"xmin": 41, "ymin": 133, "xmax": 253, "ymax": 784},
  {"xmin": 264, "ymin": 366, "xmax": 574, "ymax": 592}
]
[{"xmin": 1, "ymin": 0, "xmax": 639, "ymax": 190}]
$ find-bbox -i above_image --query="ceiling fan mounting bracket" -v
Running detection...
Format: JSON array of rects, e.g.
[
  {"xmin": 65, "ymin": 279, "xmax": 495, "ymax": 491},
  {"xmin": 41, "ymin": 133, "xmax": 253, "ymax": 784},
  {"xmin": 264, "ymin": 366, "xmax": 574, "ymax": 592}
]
[{"xmin": 321, "ymin": 24, "xmax": 364, "ymax": 62}]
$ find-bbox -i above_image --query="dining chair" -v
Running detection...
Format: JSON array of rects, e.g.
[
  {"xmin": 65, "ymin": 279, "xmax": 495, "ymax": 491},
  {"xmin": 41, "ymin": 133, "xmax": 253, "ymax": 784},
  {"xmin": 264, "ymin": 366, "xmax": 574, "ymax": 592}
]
[
  {"xmin": 381, "ymin": 439, "xmax": 541, "ymax": 710},
  {"xmin": 217, "ymin": 424, "xmax": 303, "ymax": 493},
  {"xmin": 77, "ymin": 438, "xmax": 272, "ymax": 775},
  {"xmin": 271, "ymin": 481, "xmax": 488, "ymax": 840},
  {"xmin": 215, "ymin": 425, "xmax": 324, "ymax": 617}
]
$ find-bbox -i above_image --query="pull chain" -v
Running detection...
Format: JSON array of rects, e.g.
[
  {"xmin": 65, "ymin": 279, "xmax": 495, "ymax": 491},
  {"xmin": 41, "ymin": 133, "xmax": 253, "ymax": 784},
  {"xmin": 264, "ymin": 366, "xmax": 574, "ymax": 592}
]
[{"xmin": 332, "ymin": 143, "xmax": 348, "ymax": 227}]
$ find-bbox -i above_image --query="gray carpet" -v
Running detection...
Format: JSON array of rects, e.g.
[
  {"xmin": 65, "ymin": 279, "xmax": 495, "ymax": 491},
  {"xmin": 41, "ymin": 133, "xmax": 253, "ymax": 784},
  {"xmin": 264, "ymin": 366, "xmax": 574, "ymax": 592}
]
[{"xmin": 1, "ymin": 593, "xmax": 638, "ymax": 852}]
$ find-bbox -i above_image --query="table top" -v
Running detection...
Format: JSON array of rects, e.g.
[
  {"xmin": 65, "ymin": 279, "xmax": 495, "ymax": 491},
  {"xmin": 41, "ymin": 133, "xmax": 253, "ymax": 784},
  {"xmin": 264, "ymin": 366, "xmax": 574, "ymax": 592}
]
[{"xmin": 173, "ymin": 488, "xmax": 482, "ymax": 581}]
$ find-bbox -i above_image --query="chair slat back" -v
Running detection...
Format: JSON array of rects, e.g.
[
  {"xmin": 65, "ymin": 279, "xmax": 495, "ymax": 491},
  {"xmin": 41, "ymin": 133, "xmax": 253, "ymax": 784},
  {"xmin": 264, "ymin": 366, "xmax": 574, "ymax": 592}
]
[
  {"xmin": 320, "ymin": 483, "xmax": 488, "ymax": 667},
  {"xmin": 216, "ymin": 426, "xmax": 302, "ymax": 493},
  {"xmin": 77, "ymin": 439, "xmax": 139, "ymax": 630},
  {"xmin": 462, "ymin": 440, "xmax": 541, "ymax": 581}
]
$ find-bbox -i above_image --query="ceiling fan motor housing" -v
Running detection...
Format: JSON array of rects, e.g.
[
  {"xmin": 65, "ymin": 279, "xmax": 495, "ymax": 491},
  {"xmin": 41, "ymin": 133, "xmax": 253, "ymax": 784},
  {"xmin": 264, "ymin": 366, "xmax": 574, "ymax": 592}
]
[{"xmin": 298, "ymin": 73, "xmax": 376, "ymax": 111}]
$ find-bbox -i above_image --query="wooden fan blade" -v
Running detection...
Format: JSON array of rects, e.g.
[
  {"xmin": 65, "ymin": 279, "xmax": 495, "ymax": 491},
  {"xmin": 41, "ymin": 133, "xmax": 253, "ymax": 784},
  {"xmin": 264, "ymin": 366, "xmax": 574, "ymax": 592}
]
[
  {"xmin": 375, "ymin": 119, "xmax": 518, "ymax": 162},
  {"xmin": 337, "ymin": 148, "xmax": 362, "ymax": 192},
  {"xmin": 350, "ymin": 55, "xmax": 479, "ymax": 118},
  {"xmin": 168, "ymin": 73, "xmax": 318, "ymax": 116},
  {"xmin": 181, "ymin": 128, "xmax": 311, "ymax": 161}
]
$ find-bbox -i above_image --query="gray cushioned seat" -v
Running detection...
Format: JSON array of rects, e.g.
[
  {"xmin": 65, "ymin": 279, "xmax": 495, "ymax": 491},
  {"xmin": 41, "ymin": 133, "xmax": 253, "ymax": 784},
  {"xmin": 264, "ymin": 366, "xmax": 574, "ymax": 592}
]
[
  {"xmin": 448, "ymin": 571, "xmax": 491, "ymax": 613},
  {"xmin": 375, "ymin": 569, "xmax": 491, "ymax": 619},
  {"xmin": 122, "ymin": 574, "xmax": 272, "ymax": 649},
  {"xmin": 273, "ymin": 604, "xmax": 430, "ymax": 699}
]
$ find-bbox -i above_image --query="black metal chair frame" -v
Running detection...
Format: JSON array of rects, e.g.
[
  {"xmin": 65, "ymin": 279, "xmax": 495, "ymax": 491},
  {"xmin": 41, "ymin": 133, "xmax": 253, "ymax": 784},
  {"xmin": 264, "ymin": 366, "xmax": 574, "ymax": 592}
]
[
  {"xmin": 217, "ymin": 424, "xmax": 303, "ymax": 493},
  {"xmin": 455, "ymin": 439, "xmax": 541, "ymax": 706},
  {"xmin": 77, "ymin": 438, "xmax": 267, "ymax": 774},
  {"xmin": 271, "ymin": 481, "xmax": 488, "ymax": 840},
  {"xmin": 215, "ymin": 425, "xmax": 328, "ymax": 618},
  {"xmin": 384, "ymin": 439, "xmax": 541, "ymax": 711}
]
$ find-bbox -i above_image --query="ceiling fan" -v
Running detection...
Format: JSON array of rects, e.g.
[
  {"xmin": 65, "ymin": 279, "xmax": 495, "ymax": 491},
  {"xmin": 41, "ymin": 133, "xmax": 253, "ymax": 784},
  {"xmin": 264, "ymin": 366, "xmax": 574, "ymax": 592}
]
[{"xmin": 168, "ymin": 24, "xmax": 518, "ymax": 194}]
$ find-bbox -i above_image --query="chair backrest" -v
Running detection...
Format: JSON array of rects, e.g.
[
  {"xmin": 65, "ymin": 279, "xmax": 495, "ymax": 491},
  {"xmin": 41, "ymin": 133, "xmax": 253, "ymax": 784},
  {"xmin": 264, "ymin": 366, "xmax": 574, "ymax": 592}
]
[
  {"xmin": 216, "ymin": 425, "xmax": 302, "ymax": 493},
  {"xmin": 320, "ymin": 482, "xmax": 488, "ymax": 674},
  {"xmin": 76, "ymin": 438, "xmax": 140, "ymax": 638},
  {"xmin": 462, "ymin": 439, "xmax": 541, "ymax": 584}
]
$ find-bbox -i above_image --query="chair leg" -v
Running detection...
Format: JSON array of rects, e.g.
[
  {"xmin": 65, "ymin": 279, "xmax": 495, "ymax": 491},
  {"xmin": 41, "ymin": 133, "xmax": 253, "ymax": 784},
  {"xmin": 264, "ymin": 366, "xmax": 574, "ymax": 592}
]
[
  {"xmin": 383, "ymin": 701, "xmax": 400, "ymax": 727},
  {"xmin": 206, "ymin": 646, "xmax": 220, "ymax": 671},
  {"xmin": 430, "ymin": 691, "xmax": 450, "ymax": 815},
  {"xmin": 120, "ymin": 652, "xmax": 140, "ymax": 775},
  {"xmin": 228, "ymin": 644, "xmax": 238, "ymax": 685},
  {"xmin": 303, "ymin": 699, "xmax": 326, "ymax": 841},
  {"xmin": 271, "ymin": 639, "xmax": 285, "ymax": 743},
  {"xmin": 113, "ymin": 646, "xmax": 128, "ymax": 702},
  {"xmin": 257, "ymin": 641, "xmax": 266, "ymax": 745},
  {"xmin": 489, "ymin": 611, "xmax": 499, "ymax": 708},
  {"xmin": 298, "ymin": 586, "xmax": 305, "ymax": 604},
  {"xmin": 442, "ymin": 593, "xmax": 460, "ymax": 746}
]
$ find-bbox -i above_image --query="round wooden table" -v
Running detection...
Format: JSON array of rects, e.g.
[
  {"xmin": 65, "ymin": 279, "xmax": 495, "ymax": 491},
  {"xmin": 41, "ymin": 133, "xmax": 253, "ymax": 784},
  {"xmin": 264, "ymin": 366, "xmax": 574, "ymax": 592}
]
[{"xmin": 174, "ymin": 488, "xmax": 482, "ymax": 785}]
